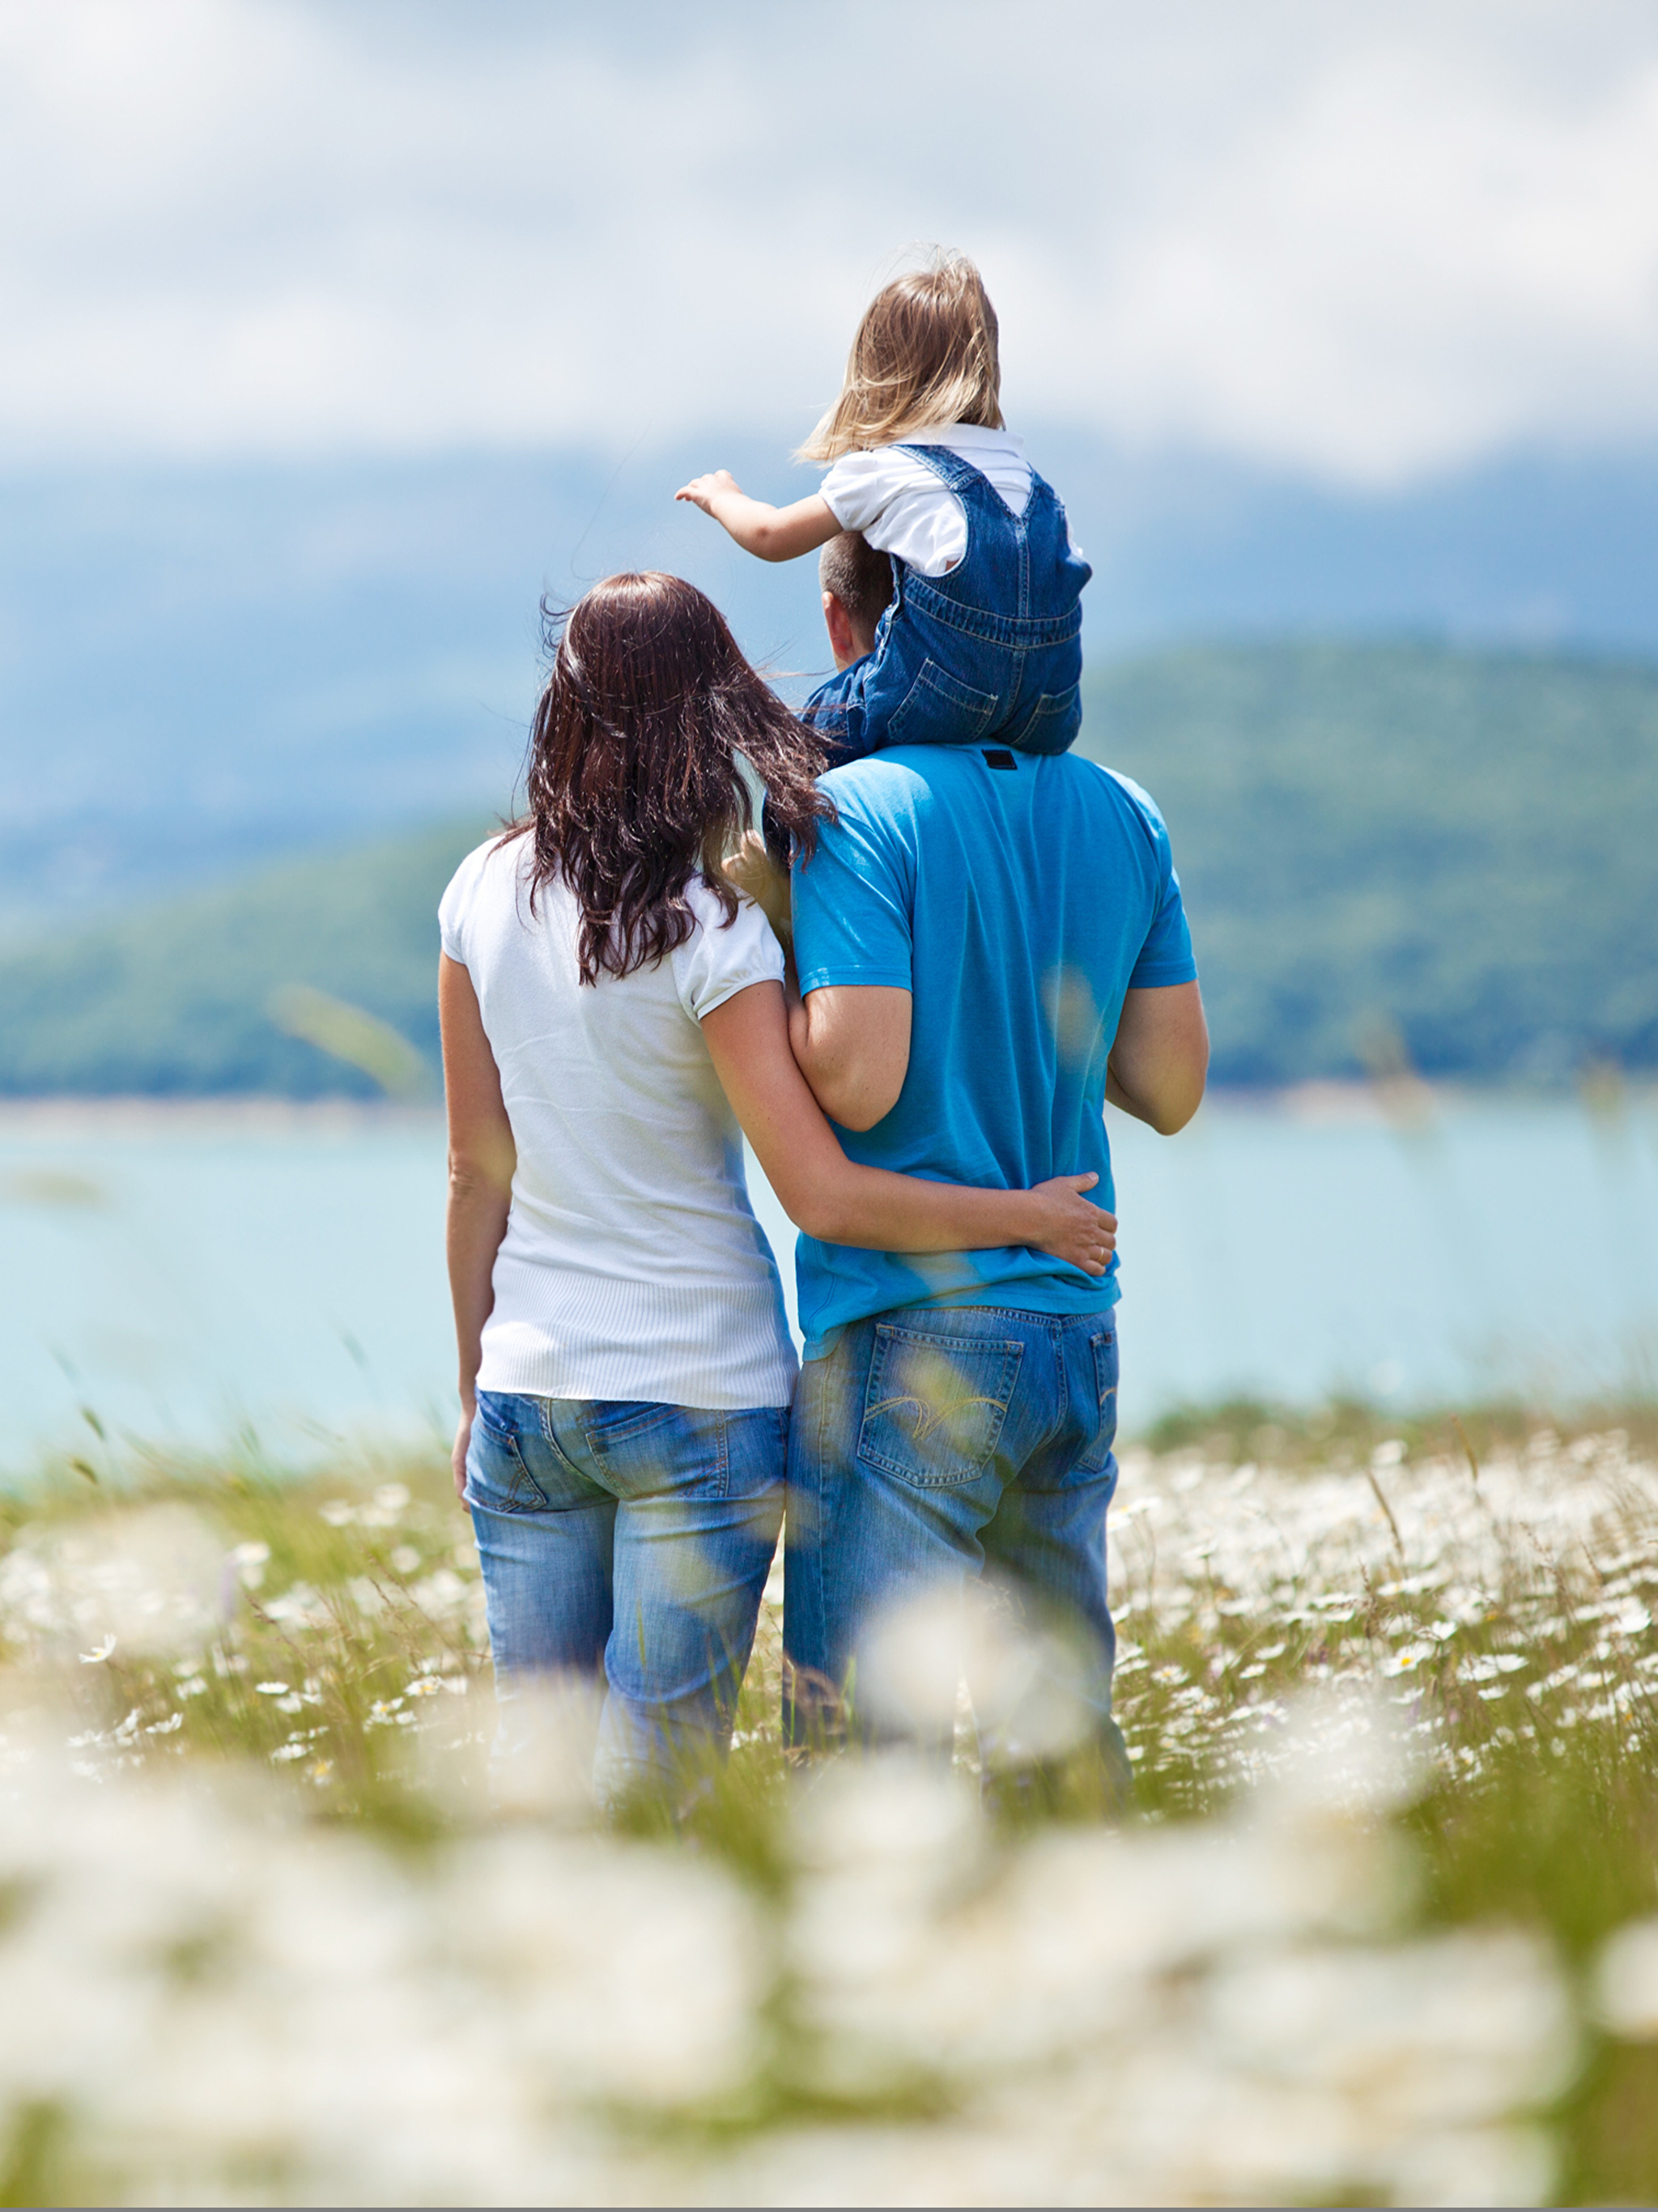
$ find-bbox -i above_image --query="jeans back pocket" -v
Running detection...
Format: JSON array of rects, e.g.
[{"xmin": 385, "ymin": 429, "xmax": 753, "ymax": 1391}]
[
  {"xmin": 469, "ymin": 1394, "xmax": 553, "ymax": 1514},
  {"xmin": 1009, "ymin": 682, "xmax": 1082, "ymax": 755},
  {"xmin": 580, "ymin": 1401, "xmax": 729, "ymax": 1501},
  {"xmin": 857, "ymin": 1325, "xmax": 1022, "ymax": 1488},
  {"xmin": 1075, "ymin": 1329, "xmax": 1120, "ymax": 1474},
  {"xmin": 886, "ymin": 657, "xmax": 1001, "ymax": 747}
]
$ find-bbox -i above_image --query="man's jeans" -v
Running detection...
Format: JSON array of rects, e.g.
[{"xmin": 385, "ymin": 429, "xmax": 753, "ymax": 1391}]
[
  {"xmin": 783, "ymin": 1305, "xmax": 1126, "ymax": 1768},
  {"xmin": 465, "ymin": 1390, "xmax": 785, "ymax": 1801}
]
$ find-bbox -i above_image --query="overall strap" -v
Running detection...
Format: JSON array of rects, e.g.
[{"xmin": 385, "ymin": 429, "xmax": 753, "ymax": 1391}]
[{"xmin": 893, "ymin": 442, "xmax": 1004, "ymax": 505}]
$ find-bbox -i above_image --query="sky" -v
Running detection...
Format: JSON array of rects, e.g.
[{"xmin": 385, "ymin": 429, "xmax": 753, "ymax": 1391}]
[
  {"xmin": 5, "ymin": 0, "xmax": 1658, "ymax": 920},
  {"xmin": 4, "ymin": 0, "xmax": 1658, "ymax": 488}
]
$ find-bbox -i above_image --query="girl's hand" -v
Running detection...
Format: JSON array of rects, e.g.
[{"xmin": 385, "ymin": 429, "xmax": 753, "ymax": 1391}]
[
  {"xmin": 674, "ymin": 481, "xmax": 840, "ymax": 562},
  {"xmin": 1024, "ymin": 1174, "xmax": 1116, "ymax": 1275},
  {"xmin": 676, "ymin": 469, "xmax": 742, "ymax": 515},
  {"xmin": 452, "ymin": 1409, "xmax": 474, "ymax": 1504}
]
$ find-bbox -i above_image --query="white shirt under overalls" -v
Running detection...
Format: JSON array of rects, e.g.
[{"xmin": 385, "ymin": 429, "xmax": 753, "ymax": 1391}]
[{"xmin": 818, "ymin": 423, "xmax": 1036, "ymax": 577}]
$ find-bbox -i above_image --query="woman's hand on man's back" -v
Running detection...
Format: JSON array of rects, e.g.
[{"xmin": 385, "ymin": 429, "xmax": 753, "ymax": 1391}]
[{"xmin": 1023, "ymin": 1174, "xmax": 1117, "ymax": 1276}]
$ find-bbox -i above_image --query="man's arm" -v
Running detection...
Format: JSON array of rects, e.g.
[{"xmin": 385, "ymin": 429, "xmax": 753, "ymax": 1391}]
[
  {"xmin": 788, "ymin": 981, "xmax": 912, "ymax": 1132},
  {"xmin": 1105, "ymin": 981, "xmax": 1209, "ymax": 1134},
  {"xmin": 704, "ymin": 981, "xmax": 1112, "ymax": 1269}
]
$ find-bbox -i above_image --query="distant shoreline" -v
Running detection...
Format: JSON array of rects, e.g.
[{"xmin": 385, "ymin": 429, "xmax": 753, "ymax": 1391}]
[
  {"xmin": 0, "ymin": 1081, "xmax": 1652, "ymax": 1138},
  {"xmin": 0, "ymin": 1095, "xmax": 447, "ymax": 1135}
]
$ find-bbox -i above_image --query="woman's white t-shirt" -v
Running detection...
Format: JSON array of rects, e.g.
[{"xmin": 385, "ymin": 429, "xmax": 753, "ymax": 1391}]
[
  {"xmin": 818, "ymin": 422, "xmax": 1038, "ymax": 577},
  {"xmin": 438, "ymin": 836, "xmax": 797, "ymax": 1410}
]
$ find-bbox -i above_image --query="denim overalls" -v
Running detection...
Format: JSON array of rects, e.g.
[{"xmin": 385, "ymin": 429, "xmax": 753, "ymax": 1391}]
[{"xmin": 804, "ymin": 444, "xmax": 1092, "ymax": 761}]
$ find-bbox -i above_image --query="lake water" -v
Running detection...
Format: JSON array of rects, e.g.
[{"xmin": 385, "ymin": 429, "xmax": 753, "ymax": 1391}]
[{"xmin": 2, "ymin": 1090, "xmax": 1655, "ymax": 1474}]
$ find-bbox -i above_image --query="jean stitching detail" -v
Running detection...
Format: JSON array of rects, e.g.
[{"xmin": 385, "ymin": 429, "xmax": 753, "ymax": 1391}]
[
  {"xmin": 857, "ymin": 1333, "xmax": 1022, "ymax": 1489},
  {"xmin": 1077, "ymin": 1330, "xmax": 1119, "ymax": 1474},
  {"xmin": 898, "ymin": 1306, "xmax": 1094, "ymax": 1331},
  {"xmin": 531, "ymin": 1397, "xmax": 595, "ymax": 1489},
  {"xmin": 489, "ymin": 1427, "xmax": 550, "ymax": 1513},
  {"xmin": 870, "ymin": 1327, "xmax": 1026, "ymax": 1354},
  {"xmin": 821, "ymin": 1327, "xmax": 864, "ymax": 1590}
]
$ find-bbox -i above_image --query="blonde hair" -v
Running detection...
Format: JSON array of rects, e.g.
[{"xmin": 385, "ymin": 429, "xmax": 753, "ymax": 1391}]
[{"xmin": 797, "ymin": 249, "xmax": 1004, "ymax": 463}]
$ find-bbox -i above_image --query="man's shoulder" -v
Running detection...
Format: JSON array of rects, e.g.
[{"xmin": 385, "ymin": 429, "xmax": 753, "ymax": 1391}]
[
  {"xmin": 820, "ymin": 751, "xmax": 933, "ymax": 802},
  {"xmin": 1055, "ymin": 754, "xmax": 1173, "ymax": 840},
  {"xmin": 816, "ymin": 751, "xmax": 937, "ymax": 837},
  {"xmin": 817, "ymin": 747, "xmax": 1172, "ymax": 850},
  {"xmin": 1095, "ymin": 758, "xmax": 1164, "ymax": 809}
]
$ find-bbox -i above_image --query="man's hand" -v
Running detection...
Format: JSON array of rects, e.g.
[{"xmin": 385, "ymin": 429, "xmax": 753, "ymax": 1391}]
[
  {"xmin": 452, "ymin": 1408, "xmax": 473, "ymax": 1504},
  {"xmin": 1025, "ymin": 1174, "xmax": 1117, "ymax": 1275}
]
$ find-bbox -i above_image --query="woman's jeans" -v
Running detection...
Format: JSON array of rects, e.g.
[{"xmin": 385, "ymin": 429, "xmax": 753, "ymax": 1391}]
[
  {"xmin": 782, "ymin": 1304, "xmax": 1129, "ymax": 1784},
  {"xmin": 465, "ymin": 1391, "xmax": 786, "ymax": 1802}
]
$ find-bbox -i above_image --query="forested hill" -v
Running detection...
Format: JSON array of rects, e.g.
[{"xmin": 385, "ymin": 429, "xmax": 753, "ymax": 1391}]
[
  {"xmin": 0, "ymin": 821, "xmax": 486, "ymax": 1099},
  {"xmin": 1078, "ymin": 641, "xmax": 1658, "ymax": 1086},
  {"xmin": 1, "ymin": 640, "xmax": 1653, "ymax": 1095}
]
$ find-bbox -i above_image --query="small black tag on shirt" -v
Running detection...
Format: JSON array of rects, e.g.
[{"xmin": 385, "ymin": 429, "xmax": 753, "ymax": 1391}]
[{"xmin": 982, "ymin": 748, "xmax": 1017, "ymax": 771}]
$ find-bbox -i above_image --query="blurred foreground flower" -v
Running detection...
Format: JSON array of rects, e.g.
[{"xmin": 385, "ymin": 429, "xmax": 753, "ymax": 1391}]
[
  {"xmin": 0, "ymin": 1504, "xmax": 223, "ymax": 1661},
  {"xmin": 859, "ymin": 1579, "xmax": 1100, "ymax": 1763},
  {"xmin": 0, "ymin": 1691, "xmax": 1596, "ymax": 2208},
  {"xmin": 268, "ymin": 984, "xmax": 431, "ymax": 1099},
  {"xmin": 1593, "ymin": 1915, "xmax": 1658, "ymax": 2037},
  {"xmin": 2, "ymin": 1423, "xmax": 1655, "ymax": 2202}
]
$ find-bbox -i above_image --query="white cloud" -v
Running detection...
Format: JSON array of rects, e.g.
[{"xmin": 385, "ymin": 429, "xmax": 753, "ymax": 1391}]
[{"xmin": 2, "ymin": 0, "xmax": 1657, "ymax": 484}]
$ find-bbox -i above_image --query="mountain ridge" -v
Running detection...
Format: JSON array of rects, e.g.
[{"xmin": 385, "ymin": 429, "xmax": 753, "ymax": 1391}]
[
  {"xmin": 1, "ymin": 637, "xmax": 1652, "ymax": 1095},
  {"xmin": 9, "ymin": 436, "xmax": 1658, "ymax": 929}
]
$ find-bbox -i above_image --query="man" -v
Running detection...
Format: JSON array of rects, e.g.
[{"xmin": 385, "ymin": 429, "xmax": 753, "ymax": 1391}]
[{"xmin": 783, "ymin": 531, "xmax": 1208, "ymax": 1777}]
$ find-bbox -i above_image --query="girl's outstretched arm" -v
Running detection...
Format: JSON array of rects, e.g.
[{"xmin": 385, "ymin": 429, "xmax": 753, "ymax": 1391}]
[
  {"xmin": 702, "ymin": 979, "xmax": 1115, "ymax": 1273},
  {"xmin": 676, "ymin": 470, "xmax": 840, "ymax": 562}
]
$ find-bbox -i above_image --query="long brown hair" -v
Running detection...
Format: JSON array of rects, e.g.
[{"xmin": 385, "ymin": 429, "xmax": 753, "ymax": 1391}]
[
  {"xmin": 797, "ymin": 249, "xmax": 1004, "ymax": 463},
  {"xmin": 506, "ymin": 572, "xmax": 831, "ymax": 985}
]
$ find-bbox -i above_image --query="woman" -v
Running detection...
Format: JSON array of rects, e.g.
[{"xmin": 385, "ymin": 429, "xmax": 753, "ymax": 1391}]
[{"xmin": 440, "ymin": 572, "xmax": 1111, "ymax": 1801}]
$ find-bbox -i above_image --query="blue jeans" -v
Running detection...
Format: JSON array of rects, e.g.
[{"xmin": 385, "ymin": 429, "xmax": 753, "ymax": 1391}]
[
  {"xmin": 782, "ymin": 1306, "xmax": 1125, "ymax": 1766},
  {"xmin": 465, "ymin": 1390, "xmax": 786, "ymax": 1800}
]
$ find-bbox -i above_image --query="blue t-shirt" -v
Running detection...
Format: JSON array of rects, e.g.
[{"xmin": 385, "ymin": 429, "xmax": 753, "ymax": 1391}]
[{"xmin": 790, "ymin": 744, "xmax": 1197, "ymax": 1355}]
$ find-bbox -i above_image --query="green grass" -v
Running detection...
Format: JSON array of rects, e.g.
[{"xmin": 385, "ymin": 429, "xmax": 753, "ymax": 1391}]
[
  {"xmin": 0, "ymin": 1446, "xmax": 491, "ymax": 1831},
  {"xmin": 1136, "ymin": 1391, "xmax": 1658, "ymax": 1472}
]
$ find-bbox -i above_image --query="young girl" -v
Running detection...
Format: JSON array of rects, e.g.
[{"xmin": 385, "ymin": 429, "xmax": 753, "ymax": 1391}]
[
  {"xmin": 440, "ymin": 572, "xmax": 1113, "ymax": 1802},
  {"xmin": 676, "ymin": 250, "xmax": 1091, "ymax": 760}
]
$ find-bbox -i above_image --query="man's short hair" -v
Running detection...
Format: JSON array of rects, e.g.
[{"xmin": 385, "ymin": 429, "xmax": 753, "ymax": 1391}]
[{"xmin": 818, "ymin": 530, "xmax": 894, "ymax": 640}]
